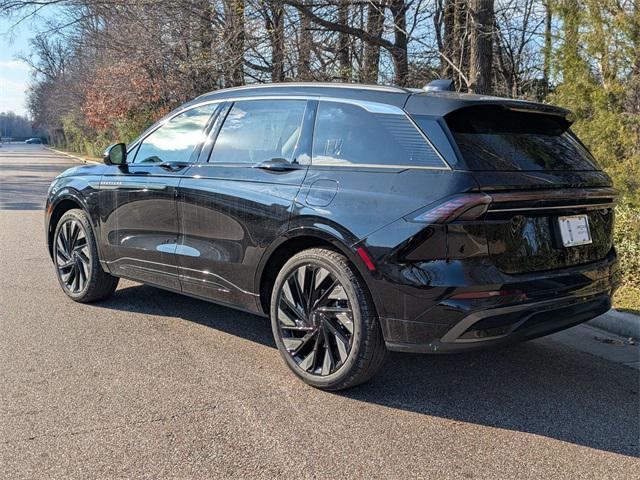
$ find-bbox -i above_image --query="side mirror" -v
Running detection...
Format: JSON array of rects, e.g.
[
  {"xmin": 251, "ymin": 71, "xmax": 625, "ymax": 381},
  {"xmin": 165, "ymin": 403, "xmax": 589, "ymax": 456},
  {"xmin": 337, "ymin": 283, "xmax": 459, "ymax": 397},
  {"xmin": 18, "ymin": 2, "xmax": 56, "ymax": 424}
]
[{"xmin": 103, "ymin": 143, "xmax": 127, "ymax": 165}]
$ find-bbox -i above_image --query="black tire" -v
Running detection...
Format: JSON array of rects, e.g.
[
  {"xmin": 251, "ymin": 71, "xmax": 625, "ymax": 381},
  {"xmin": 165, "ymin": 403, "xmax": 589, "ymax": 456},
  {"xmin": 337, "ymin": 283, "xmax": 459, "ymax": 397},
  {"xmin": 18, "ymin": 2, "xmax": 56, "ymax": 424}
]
[
  {"xmin": 53, "ymin": 209, "xmax": 119, "ymax": 302},
  {"xmin": 270, "ymin": 248, "xmax": 386, "ymax": 390}
]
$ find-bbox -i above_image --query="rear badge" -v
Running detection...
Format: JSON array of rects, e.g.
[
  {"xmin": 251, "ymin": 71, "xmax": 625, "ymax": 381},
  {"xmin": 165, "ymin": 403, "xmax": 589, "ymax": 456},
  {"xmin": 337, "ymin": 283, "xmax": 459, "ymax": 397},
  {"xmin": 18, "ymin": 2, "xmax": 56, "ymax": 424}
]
[{"xmin": 558, "ymin": 214, "xmax": 592, "ymax": 247}]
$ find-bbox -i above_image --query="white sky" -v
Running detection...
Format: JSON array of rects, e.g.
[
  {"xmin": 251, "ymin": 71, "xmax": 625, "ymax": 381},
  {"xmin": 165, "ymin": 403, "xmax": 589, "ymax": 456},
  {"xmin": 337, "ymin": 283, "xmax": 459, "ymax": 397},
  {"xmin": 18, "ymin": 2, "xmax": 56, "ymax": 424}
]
[{"xmin": 0, "ymin": 16, "xmax": 38, "ymax": 117}]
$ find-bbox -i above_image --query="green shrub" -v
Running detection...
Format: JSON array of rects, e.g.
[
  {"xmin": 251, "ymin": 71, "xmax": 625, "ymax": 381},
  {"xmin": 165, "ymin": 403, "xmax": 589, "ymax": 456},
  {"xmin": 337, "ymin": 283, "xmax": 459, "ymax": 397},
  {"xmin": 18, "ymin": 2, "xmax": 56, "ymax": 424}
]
[{"xmin": 614, "ymin": 203, "xmax": 640, "ymax": 289}]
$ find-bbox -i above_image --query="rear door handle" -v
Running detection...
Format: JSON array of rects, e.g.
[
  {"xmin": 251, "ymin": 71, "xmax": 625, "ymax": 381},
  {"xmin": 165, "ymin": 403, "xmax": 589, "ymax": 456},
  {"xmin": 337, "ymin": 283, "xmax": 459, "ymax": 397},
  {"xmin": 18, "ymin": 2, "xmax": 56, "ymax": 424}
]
[{"xmin": 255, "ymin": 158, "xmax": 300, "ymax": 172}]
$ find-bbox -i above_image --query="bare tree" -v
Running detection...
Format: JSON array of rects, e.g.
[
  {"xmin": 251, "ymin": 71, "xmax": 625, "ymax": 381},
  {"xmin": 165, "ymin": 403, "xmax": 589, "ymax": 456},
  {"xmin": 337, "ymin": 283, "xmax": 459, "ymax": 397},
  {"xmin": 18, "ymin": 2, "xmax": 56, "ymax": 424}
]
[
  {"xmin": 468, "ymin": 0, "xmax": 494, "ymax": 93},
  {"xmin": 361, "ymin": 1, "xmax": 385, "ymax": 82},
  {"xmin": 297, "ymin": 0, "xmax": 312, "ymax": 79},
  {"xmin": 224, "ymin": 0, "xmax": 245, "ymax": 86},
  {"xmin": 542, "ymin": 0, "xmax": 552, "ymax": 94}
]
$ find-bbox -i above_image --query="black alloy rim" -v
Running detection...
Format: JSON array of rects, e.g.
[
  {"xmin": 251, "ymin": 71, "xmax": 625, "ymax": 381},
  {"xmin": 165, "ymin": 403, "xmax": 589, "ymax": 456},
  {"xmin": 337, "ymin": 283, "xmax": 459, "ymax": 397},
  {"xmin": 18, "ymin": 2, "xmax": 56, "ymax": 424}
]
[
  {"xmin": 277, "ymin": 264, "xmax": 354, "ymax": 376},
  {"xmin": 55, "ymin": 219, "xmax": 90, "ymax": 293}
]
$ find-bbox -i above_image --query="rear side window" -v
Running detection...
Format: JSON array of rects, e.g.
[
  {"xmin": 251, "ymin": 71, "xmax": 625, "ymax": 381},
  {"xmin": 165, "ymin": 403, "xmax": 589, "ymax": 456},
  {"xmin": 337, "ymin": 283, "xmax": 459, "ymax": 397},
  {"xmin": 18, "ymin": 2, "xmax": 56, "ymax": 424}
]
[
  {"xmin": 312, "ymin": 101, "xmax": 445, "ymax": 168},
  {"xmin": 211, "ymin": 99, "xmax": 306, "ymax": 164},
  {"xmin": 443, "ymin": 105, "xmax": 598, "ymax": 171}
]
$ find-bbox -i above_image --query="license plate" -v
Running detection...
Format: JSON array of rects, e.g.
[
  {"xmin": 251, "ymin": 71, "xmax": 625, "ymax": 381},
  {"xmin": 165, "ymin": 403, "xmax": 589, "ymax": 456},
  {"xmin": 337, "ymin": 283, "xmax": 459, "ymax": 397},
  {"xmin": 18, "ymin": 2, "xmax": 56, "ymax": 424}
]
[{"xmin": 558, "ymin": 214, "xmax": 592, "ymax": 247}]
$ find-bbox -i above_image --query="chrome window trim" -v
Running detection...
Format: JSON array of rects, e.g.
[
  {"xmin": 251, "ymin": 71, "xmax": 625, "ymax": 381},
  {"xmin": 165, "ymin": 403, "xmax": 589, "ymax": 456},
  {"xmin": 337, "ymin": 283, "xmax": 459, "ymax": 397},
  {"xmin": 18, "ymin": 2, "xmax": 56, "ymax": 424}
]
[
  {"xmin": 127, "ymin": 95, "xmax": 451, "ymax": 170},
  {"xmin": 307, "ymin": 163, "xmax": 450, "ymax": 171}
]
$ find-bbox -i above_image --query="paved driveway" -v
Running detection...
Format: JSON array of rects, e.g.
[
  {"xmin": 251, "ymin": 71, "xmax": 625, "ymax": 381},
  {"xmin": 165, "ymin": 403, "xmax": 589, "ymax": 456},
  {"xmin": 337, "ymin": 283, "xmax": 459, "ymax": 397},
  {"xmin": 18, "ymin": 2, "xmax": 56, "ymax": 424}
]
[{"xmin": 1, "ymin": 144, "xmax": 638, "ymax": 478}]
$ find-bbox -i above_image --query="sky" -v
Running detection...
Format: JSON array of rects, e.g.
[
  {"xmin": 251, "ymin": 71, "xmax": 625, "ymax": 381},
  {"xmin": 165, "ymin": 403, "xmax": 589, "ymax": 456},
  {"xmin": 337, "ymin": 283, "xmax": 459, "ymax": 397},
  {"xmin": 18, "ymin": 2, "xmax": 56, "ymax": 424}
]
[{"xmin": 0, "ymin": 15, "xmax": 45, "ymax": 117}]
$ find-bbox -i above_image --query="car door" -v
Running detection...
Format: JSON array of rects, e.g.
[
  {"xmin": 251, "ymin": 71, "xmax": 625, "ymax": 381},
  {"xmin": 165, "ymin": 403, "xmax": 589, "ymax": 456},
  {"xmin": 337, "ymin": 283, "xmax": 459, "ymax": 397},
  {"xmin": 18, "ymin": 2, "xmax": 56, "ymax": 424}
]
[
  {"xmin": 98, "ymin": 102, "xmax": 220, "ymax": 290},
  {"xmin": 176, "ymin": 98, "xmax": 314, "ymax": 311}
]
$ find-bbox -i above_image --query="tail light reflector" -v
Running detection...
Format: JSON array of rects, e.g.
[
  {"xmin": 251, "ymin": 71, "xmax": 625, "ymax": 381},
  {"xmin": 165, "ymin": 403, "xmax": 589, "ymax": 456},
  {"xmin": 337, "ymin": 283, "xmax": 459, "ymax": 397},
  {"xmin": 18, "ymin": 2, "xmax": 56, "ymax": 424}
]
[{"xmin": 356, "ymin": 247, "xmax": 376, "ymax": 271}]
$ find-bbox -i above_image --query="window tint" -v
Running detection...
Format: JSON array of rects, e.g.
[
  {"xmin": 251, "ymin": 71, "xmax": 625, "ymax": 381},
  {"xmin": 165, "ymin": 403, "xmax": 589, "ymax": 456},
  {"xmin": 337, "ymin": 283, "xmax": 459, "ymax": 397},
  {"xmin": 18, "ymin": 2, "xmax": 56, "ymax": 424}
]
[
  {"xmin": 211, "ymin": 100, "xmax": 307, "ymax": 164},
  {"xmin": 133, "ymin": 103, "xmax": 217, "ymax": 164},
  {"xmin": 444, "ymin": 106, "xmax": 598, "ymax": 171},
  {"xmin": 312, "ymin": 101, "xmax": 444, "ymax": 168}
]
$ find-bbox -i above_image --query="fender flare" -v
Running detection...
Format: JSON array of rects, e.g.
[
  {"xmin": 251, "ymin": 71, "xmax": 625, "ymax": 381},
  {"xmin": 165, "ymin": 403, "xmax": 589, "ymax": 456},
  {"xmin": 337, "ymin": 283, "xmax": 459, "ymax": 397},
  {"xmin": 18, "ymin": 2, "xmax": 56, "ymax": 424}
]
[
  {"xmin": 253, "ymin": 222, "xmax": 379, "ymax": 313},
  {"xmin": 47, "ymin": 187, "xmax": 105, "ymax": 261}
]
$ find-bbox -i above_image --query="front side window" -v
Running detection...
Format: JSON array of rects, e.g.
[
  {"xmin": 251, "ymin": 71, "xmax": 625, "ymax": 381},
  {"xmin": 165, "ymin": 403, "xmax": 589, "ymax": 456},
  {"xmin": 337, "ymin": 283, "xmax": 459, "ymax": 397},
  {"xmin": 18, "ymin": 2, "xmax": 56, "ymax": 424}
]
[
  {"xmin": 312, "ymin": 101, "xmax": 445, "ymax": 168},
  {"xmin": 133, "ymin": 103, "xmax": 218, "ymax": 164},
  {"xmin": 210, "ymin": 99, "xmax": 307, "ymax": 165}
]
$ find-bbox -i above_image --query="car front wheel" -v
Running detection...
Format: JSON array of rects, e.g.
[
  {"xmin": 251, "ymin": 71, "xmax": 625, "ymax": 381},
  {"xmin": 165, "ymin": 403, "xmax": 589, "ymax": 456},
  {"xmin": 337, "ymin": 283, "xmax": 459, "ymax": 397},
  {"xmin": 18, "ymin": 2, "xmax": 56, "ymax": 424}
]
[
  {"xmin": 270, "ymin": 248, "xmax": 386, "ymax": 390},
  {"xmin": 53, "ymin": 209, "xmax": 119, "ymax": 302}
]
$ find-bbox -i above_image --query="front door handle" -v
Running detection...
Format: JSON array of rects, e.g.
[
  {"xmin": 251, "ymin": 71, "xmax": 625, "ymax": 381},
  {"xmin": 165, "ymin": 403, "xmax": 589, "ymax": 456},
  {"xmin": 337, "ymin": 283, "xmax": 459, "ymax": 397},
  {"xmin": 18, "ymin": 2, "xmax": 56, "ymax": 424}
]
[
  {"xmin": 159, "ymin": 162, "xmax": 190, "ymax": 172},
  {"xmin": 255, "ymin": 158, "xmax": 300, "ymax": 172}
]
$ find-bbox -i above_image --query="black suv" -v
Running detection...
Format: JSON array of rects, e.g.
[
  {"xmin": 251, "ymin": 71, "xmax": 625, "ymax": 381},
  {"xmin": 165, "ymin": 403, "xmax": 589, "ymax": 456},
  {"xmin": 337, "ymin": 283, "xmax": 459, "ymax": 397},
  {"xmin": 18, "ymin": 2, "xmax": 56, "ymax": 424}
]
[{"xmin": 45, "ymin": 82, "xmax": 619, "ymax": 390}]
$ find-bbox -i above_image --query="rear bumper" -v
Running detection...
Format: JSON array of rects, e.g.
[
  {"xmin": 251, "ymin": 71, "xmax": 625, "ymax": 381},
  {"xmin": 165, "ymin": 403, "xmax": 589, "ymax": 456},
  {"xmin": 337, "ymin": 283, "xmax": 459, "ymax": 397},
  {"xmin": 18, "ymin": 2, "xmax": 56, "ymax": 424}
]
[
  {"xmin": 375, "ymin": 250, "xmax": 620, "ymax": 353},
  {"xmin": 383, "ymin": 292, "xmax": 612, "ymax": 353}
]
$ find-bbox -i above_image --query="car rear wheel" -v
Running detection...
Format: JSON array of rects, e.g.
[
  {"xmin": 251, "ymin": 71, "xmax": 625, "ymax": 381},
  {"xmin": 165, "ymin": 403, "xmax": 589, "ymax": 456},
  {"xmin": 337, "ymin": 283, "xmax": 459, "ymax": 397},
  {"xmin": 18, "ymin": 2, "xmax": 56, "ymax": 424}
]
[
  {"xmin": 53, "ymin": 209, "xmax": 119, "ymax": 302},
  {"xmin": 270, "ymin": 248, "xmax": 386, "ymax": 390}
]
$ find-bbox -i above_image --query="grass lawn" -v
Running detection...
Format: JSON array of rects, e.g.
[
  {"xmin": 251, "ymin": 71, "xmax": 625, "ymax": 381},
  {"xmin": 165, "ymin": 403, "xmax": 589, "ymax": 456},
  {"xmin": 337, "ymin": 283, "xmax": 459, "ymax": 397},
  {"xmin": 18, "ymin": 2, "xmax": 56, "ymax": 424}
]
[{"xmin": 614, "ymin": 285, "xmax": 640, "ymax": 316}]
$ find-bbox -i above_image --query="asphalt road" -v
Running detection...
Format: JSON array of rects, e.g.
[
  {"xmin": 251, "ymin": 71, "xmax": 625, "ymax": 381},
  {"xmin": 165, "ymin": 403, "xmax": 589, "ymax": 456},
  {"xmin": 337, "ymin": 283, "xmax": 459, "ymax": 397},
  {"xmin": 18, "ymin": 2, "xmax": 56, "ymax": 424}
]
[{"xmin": 1, "ymin": 144, "xmax": 638, "ymax": 479}]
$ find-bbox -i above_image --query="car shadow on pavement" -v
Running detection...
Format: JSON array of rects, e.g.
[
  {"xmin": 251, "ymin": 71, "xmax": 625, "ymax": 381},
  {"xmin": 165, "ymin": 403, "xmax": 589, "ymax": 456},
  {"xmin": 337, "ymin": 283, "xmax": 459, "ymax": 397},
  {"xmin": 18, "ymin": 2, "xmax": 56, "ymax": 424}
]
[
  {"xmin": 98, "ymin": 282, "xmax": 277, "ymax": 348},
  {"xmin": 99, "ymin": 283, "xmax": 639, "ymax": 458}
]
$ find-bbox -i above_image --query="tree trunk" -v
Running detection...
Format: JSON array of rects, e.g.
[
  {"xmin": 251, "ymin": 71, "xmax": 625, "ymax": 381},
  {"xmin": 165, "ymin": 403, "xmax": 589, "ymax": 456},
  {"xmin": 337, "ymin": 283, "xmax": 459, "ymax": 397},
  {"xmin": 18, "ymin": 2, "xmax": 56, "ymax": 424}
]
[
  {"xmin": 442, "ymin": 0, "xmax": 455, "ymax": 77},
  {"xmin": 298, "ymin": 0, "xmax": 312, "ymax": 80},
  {"xmin": 453, "ymin": 0, "xmax": 468, "ymax": 89},
  {"xmin": 195, "ymin": 0, "xmax": 214, "ymax": 94},
  {"xmin": 560, "ymin": 0, "xmax": 580, "ymax": 85},
  {"xmin": 468, "ymin": 0, "xmax": 494, "ymax": 94},
  {"xmin": 337, "ymin": 1, "xmax": 351, "ymax": 81},
  {"xmin": 270, "ymin": 0, "xmax": 285, "ymax": 82},
  {"xmin": 224, "ymin": 0, "xmax": 245, "ymax": 87},
  {"xmin": 542, "ymin": 1, "xmax": 552, "ymax": 95},
  {"xmin": 628, "ymin": 2, "xmax": 640, "ymax": 149},
  {"xmin": 388, "ymin": 0, "xmax": 408, "ymax": 86},
  {"xmin": 362, "ymin": 1, "xmax": 385, "ymax": 83}
]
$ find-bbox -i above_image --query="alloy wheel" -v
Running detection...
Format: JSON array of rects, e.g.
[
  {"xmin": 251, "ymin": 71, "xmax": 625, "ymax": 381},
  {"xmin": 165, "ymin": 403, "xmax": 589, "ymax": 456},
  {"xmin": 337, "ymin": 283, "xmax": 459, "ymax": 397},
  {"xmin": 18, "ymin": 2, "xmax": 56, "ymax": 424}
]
[
  {"xmin": 55, "ymin": 219, "xmax": 91, "ymax": 293},
  {"xmin": 276, "ymin": 264, "xmax": 354, "ymax": 376}
]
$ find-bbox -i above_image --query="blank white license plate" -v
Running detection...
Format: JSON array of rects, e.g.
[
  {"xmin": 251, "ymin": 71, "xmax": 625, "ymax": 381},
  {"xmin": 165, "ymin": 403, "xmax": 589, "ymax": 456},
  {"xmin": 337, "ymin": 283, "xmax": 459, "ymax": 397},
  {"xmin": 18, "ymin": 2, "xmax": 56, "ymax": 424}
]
[{"xmin": 558, "ymin": 214, "xmax": 592, "ymax": 247}]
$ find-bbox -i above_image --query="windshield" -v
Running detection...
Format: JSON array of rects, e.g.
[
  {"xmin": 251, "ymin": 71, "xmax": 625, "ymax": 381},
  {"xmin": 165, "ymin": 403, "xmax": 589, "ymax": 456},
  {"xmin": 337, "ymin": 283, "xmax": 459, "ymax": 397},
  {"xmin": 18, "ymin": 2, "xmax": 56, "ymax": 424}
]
[{"xmin": 438, "ymin": 105, "xmax": 598, "ymax": 171}]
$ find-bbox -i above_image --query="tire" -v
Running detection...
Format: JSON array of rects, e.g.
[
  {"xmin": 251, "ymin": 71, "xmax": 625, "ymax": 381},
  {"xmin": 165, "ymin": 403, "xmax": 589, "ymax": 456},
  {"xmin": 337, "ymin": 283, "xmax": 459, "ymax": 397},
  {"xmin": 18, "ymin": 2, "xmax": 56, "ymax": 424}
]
[
  {"xmin": 53, "ymin": 209, "xmax": 119, "ymax": 302},
  {"xmin": 270, "ymin": 248, "xmax": 386, "ymax": 390}
]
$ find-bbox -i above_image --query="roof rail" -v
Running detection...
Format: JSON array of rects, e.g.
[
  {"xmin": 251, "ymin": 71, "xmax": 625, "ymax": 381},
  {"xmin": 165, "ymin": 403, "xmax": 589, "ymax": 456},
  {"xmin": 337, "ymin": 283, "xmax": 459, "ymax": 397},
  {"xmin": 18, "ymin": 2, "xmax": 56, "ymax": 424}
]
[
  {"xmin": 423, "ymin": 79, "xmax": 455, "ymax": 92},
  {"xmin": 198, "ymin": 82, "xmax": 410, "ymax": 98}
]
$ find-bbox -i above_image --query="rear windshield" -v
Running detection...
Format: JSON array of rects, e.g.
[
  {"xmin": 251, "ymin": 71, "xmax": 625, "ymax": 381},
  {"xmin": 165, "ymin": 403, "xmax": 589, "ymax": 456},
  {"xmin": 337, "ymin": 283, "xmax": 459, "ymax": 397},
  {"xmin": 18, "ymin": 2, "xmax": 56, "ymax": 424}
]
[{"xmin": 441, "ymin": 106, "xmax": 598, "ymax": 171}]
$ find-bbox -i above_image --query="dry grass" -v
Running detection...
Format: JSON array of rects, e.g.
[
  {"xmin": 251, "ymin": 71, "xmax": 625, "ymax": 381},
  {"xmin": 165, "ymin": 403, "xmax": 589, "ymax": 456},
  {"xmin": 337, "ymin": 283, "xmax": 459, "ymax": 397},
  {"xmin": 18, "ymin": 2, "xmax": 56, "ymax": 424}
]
[{"xmin": 613, "ymin": 285, "xmax": 640, "ymax": 316}]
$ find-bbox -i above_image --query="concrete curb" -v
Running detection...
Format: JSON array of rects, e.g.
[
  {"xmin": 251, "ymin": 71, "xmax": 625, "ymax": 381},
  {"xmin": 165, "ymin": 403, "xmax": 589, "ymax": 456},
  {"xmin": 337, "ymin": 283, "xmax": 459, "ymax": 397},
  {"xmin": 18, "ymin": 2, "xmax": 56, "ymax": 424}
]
[
  {"xmin": 588, "ymin": 309, "xmax": 640, "ymax": 340},
  {"xmin": 47, "ymin": 147, "xmax": 101, "ymax": 165}
]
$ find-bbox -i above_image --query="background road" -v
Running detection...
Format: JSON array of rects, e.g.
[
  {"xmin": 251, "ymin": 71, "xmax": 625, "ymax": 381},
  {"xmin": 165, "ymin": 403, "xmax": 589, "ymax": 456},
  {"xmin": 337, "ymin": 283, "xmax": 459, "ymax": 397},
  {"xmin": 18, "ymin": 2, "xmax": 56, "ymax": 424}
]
[{"xmin": 1, "ymin": 144, "xmax": 638, "ymax": 479}]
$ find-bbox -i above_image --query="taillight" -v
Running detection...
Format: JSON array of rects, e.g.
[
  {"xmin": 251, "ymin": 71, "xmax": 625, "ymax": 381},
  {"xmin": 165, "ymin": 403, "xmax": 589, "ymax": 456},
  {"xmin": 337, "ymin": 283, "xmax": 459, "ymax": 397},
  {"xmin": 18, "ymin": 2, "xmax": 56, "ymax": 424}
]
[{"xmin": 405, "ymin": 193, "xmax": 492, "ymax": 224}]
